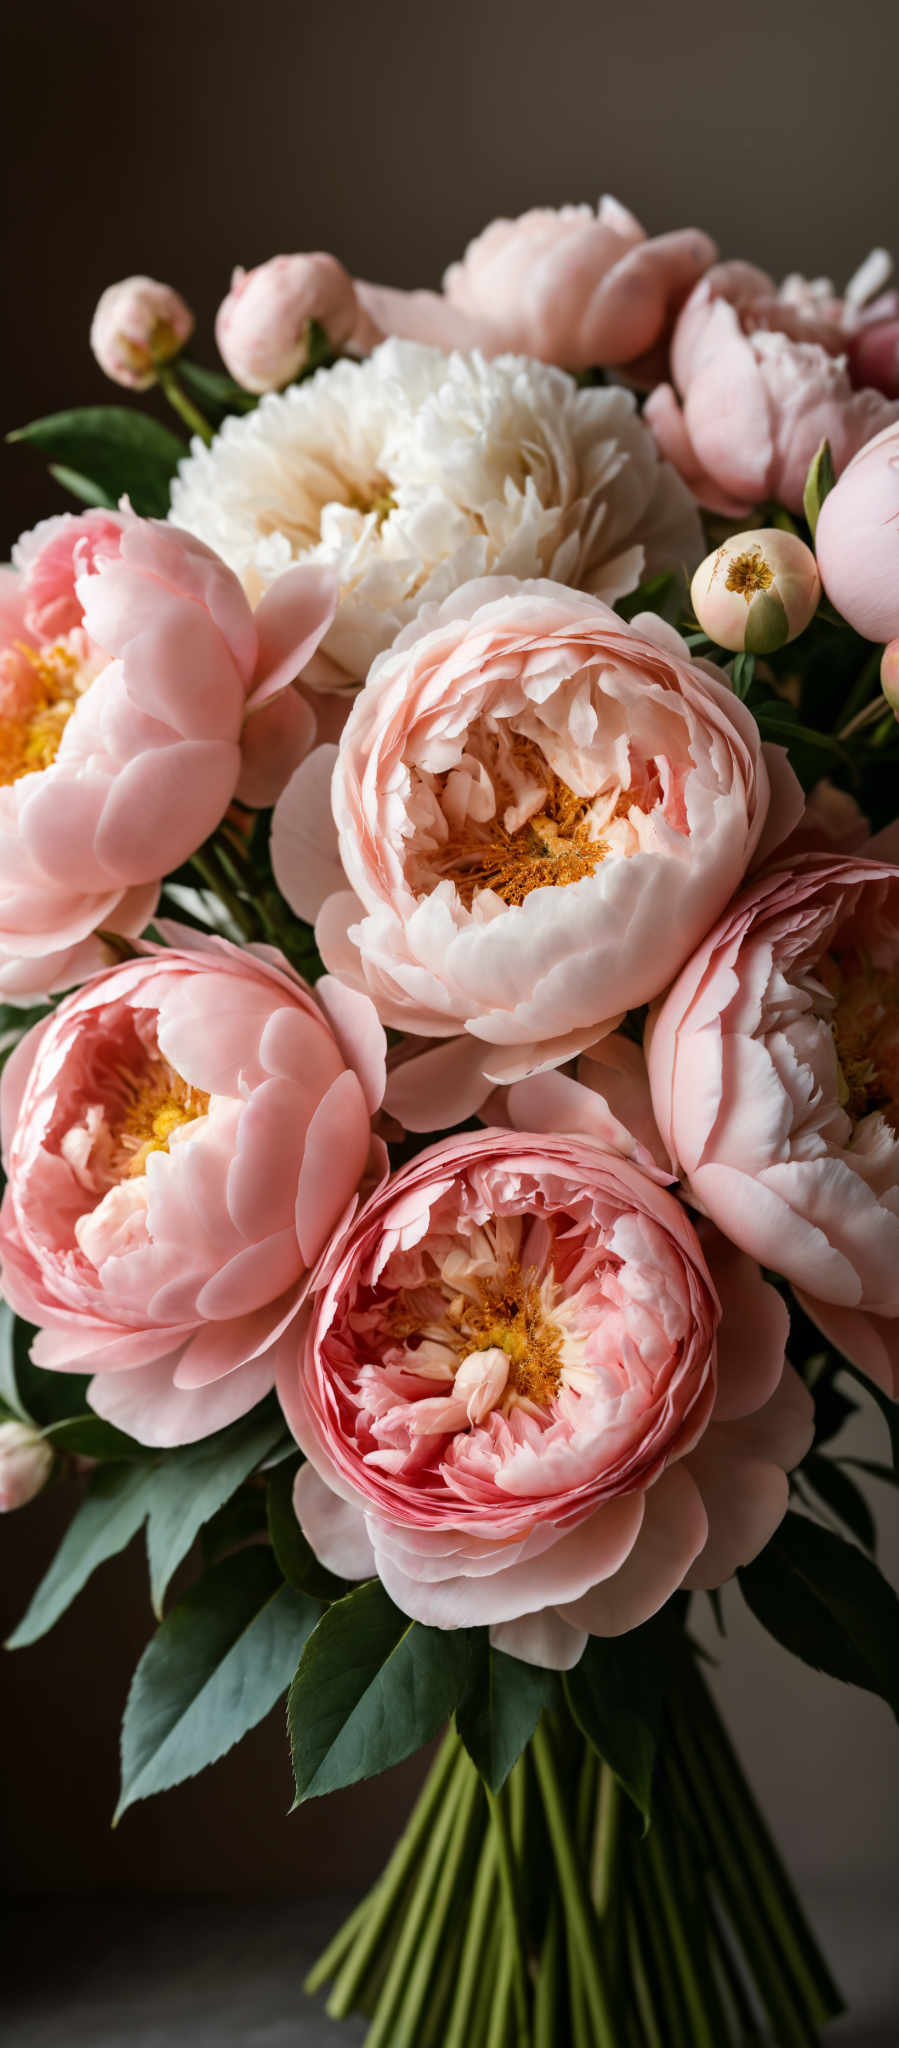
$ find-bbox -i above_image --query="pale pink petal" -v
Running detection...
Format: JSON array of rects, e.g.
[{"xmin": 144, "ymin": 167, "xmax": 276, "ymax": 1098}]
[
  {"xmin": 293, "ymin": 1462, "xmax": 377, "ymax": 1579},
  {"xmin": 558, "ymin": 1465, "xmax": 708, "ymax": 1635},
  {"xmin": 489, "ymin": 1610, "xmax": 587, "ymax": 1672}
]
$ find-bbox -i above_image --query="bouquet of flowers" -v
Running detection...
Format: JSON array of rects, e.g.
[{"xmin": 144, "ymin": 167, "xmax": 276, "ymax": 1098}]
[{"xmin": 3, "ymin": 197, "xmax": 899, "ymax": 2046}]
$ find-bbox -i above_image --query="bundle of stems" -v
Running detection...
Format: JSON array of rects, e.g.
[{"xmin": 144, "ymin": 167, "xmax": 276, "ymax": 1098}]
[{"xmin": 306, "ymin": 1655, "xmax": 843, "ymax": 2047}]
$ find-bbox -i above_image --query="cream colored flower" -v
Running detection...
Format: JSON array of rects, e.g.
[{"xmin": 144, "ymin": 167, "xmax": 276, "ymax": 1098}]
[{"xmin": 169, "ymin": 340, "xmax": 702, "ymax": 690}]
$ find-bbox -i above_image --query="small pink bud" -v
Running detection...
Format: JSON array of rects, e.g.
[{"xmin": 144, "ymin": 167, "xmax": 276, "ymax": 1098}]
[
  {"xmin": 215, "ymin": 253, "xmax": 361, "ymax": 394},
  {"xmin": 90, "ymin": 276, "xmax": 195, "ymax": 390},
  {"xmin": 0, "ymin": 1420, "xmax": 53, "ymax": 1512},
  {"xmin": 881, "ymin": 638, "xmax": 899, "ymax": 714},
  {"xmin": 691, "ymin": 529, "xmax": 821, "ymax": 653}
]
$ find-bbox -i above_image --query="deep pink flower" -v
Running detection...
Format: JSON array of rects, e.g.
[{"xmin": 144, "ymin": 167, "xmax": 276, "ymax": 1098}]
[
  {"xmin": 0, "ymin": 931, "xmax": 386, "ymax": 1445},
  {"xmin": 281, "ymin": 1128, "xmax": 809, "ymax": 1668},
  {"xmin": 647, "ymin": 854, "xmax": 899, "ymax": 1396}
]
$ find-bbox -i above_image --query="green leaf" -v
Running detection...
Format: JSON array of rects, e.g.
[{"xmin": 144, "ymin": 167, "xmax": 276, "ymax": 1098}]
[
  {"xmin": 116, "ymin": 1549, "xmax": 319, "ymax": 1817},
  {"xmin": 744, "ymin": 589, "xmax": 789, "ymax": 656},
  {"xmin": 7, "ymin": 1463, "xmax": 156, "ymax": 1647},
  {"xmin": 177, "ymin": 360, "xmax": 258, "ymax": 421},
  {"xmin": 0, "ymin": 1308, "xmax": 92, "ymax": 1428},
  {"xmin": 739, "ymin": 1511, "xmax": 899, "ymax": 1718},
  {"xmin": 144, "ymin": 1409, "xmax": 285, "ymax": 1618},
  {"xmin": 456, "ymin": 1635, "xmax": 558, "ymax": 1791},
  {"xmin": 47, "ymin": 463, "xmax": 116, "ymax": 509},
  {"xmin": 200, "ymin": 1488, "xmax": 269, "ymax": 1565},
  {"xmin": 42, "ymin": 1415, "xmax": 152, "ymax": 1462},
  {"xmin": 839, "ymin": 1457, "xmax": 899, "ymax": 1489},
  {"xmin": 729, "ymin": 652, "xmax": 756, "ymax": 700},
  {"xmin": 801, "ymin": 1451, "xmax": 876, "ymax": 1552},
  {"xmin": 803, "ymin": 438, "xmax": 836, "ymax": 540},
  {"xmin": 842, "ymin": 1363, "xmax": 899, "ymax": 1469},
  {"xmin": 615, "ymin": 570, "xmax": 679, "ymax": 626},
  {"xmin": 564, "ymin": 1611, "xmax": 677, "ymax": 1828},
  {"xmin": 0, "ymin": 1303, "xmax": 29, "ymax": 1422},
  {"xmin": 266, "ymin": 1455, "xmax": 347, "ymax": 1603},
  {"xmin": 9, "ymin": 407, "xmax": 186, "ymax": 518},
  {"xmin": 288, "ymin": 1579, "xmax": 471, "ymax": 1800}
]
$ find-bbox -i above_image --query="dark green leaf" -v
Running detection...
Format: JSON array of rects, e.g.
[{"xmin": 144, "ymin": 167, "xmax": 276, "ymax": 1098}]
[
  {"xmin": 7, "ymin": 1463, "xmax": 156, "ymax": 1647},
  {"xmin": 811, "ymin": 1370, "xmax": 859, "ymax": 1449},
  {"xmin": 266, "ymin": 1455, "xmax": 347, "ymax": 1602},
  {"xmin": 9, "ymin": 407, "xmax": 186, "ymax": 518},
  {"xmin": 842, "ymin": 1364, "xmax": 899, "ymax": 1469},
  {"xmin": 615, "ymin": 571, "xmax": 679, "ymax": 626},
  {"xmin": 838, "ymin": 1457, "xmax": 899, "ymax": 1490},
  {"xmin": 145, "ymin": 1409, "xmax": 286, "ymax": 1618},
  {"xmin": 177, "ymin": 360, "xmax": 258, "ymax": 421},
  {"xmin": 47, "ymin": 463, "xmax": 116, "ymax": 508},
  {"xmin": 565, "ymin": 1611, "xmax": 678, "ymax": 1828},
  {"xmin": 288, "ymin": 1579, "xmax": 471, "ymax": 1800},
  {"xmin": 0, "ymin": 1303, "xmax": 29, "ymax": 1422},
  {"xmin": 802, "ymin": 1452, "xmax": 876, "ymax": 1552},
  {"xmin": 456, "ymin": 1635, "xmax": 558, "ymax": 1791},
  {"xmin": 201, "ymin": 1488, "xmax": 269, "ymax": 1565},
  {"xmin": 1, "ymin": 1308, "xmax": 92, "ymax": 1428},
  {"xmin": 117, "ymin": 1549, "xmax": 319, "ymax": 1817},
  {"xmin": 803, "ymin": 439, "xmax": 836, "ymax": 540},
  {"xmin": 729, "ymin": 652, "xmax": 756, "ymax": 700},
  {"xmin": 739, "ymin": 1511, "xmax": 899, "ymax": 1718},
  {"xmin": 42, "ymin": 1415, "xmax": 152, "ymax": 1462}
]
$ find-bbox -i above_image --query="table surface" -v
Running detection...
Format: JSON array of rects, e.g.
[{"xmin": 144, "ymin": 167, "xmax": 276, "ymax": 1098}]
[{"xmin": 5, "ymin": 1892, "xmax": 897, "ymax": 2046}]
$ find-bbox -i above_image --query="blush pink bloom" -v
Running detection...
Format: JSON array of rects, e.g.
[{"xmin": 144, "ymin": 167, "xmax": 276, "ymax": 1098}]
[
  {"xmin": 216, "ymin": 254, "xmax": 376, "ymax": 394},
  {"xmin": 280, "ymin": 1128, "xmax": 809, "ymax": 1668},
  {"xmin": 0, "ymin": 509, "xmax": 335, "ymax": 999},
  {"xmin": 355, "ymin": 198, "xmax": 716, "ymax": 377},
  {"xmin": 646, "ymin": 260, "xmax": 899, "ymax": 517},
  {"xmin": 0, "ymin": 1419, "xmax": 54, "ymax": 1511},
  {"xmin": 272, "ymin": 581, "xmax": 801, "ymax": 1126},
  {"xmin": 0, "ymin": 930, "xmax": 386, "ymax": 1446},
  {"xmin": 90, "ymin": 277, "xmax": 194, "ymax": 390},
  {"xmin": 814, "ymin": 422, "xmax": 899, "ymax": 642},
  {"xmin": 647, "ymin": 854, "xmax": 899, "ymax": 1397}
]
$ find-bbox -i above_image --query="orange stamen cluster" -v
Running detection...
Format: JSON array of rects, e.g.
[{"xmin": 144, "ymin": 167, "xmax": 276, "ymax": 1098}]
[{"xmin": 0, "ymin": 643, "xmax": 82, "ymax": 786}]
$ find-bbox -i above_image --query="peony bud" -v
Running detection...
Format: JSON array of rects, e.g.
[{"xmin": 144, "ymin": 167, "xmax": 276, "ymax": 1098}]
[
  {"xmin": 0, "ymin": 1419, "xmax": 53, "ymax": 1512},
  {"xmin": 215, "ymin": 253, "xmax": 362, "ymax": 394},
  {"xmin": 90, "ymin": 276, "xmax": 194, "ymax": 391},
  {"xmin": 881, "ymin": 639, "xmax": 899, "ymax": 714},
  {"xmin": 690, "ymin": 529, "xmax": 821, "ymax": 653}
]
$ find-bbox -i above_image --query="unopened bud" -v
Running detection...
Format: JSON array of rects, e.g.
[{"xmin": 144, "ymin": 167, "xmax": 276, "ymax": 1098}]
[
  {"xmin": 0, "ymin": 1420, "xmax": 53, "ymax": 1512},
  {"xmin": 215, "ymin": 253, "xmax": 361, "ymax": 394},
  {"xmin": 691, "ymin": 529, "xmax": 821, "ymax": 654},
  {"xmin": 881, "ymin": 638, "xmax": 899, "ymax": 715},
  {"xmin": 90, "ymin": 276, "xmax": 194, "ymax": 391}
]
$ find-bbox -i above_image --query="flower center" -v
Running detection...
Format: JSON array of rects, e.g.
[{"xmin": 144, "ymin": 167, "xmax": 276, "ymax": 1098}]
[
  {"xmin": 449, "ymin": 1262, "xmax": 565, "ymax": 1407},
  {"xmin": 109, "ymin": 1056, "xmax": 211, "ymax": 1178},
  {"xmin": 0, "ymin": 642, "xmax": 84, "ymax": 785},
  {"xmin": 823, "ymin": 951, "xmax": 899, "ymax": 1130},
  {"xmin": 724, "ymin": 548, "xmax": 774, "ymax": 600},
  {"xmin": 347, "ymin": 483, "xmax": 397, "ymax": 525},
  {"xmin": 433, "ymin": 734, "xmax": 609, "ymax": 908}
]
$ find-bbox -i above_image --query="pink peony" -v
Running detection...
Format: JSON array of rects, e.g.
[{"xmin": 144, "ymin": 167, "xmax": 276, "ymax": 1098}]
[
  {"xmin": 216, "ymin": 254, "xmax": 376, "ymax": 394},
  {"xmin": 0, "ymin": 509, "xmax": 335, "ymax": 999},
  {"xmin": 814, "ymin": 422, "xmax": 899, "ymax": 642},
  {"xmin": 281, "ymin": 1128, "xmax": 810, "ymax": 1668},
  {"xmin": 90, "ymin": 277, "xmax": 194, "ymax": 390},
  {"xmin": 355, "ymin": 198, "xmax": 716, "ymax": 376},
  {"xmin": 647, "ymin": 854, "xmax": 899, "ymax": 1397},
  {"xmin": 0, "ymin": 930, "xmax": 386, "ymax": 1446},
  {"xmin": 0, "ymin": 1419, "xmax": 53, "ymax": 1511},
  {"xmin": 646, "ymin": 261, "xmax": 899, "ymax": 517},
  {"xmin": 272, "ymin": 581, "xmax": 800, "ymax": 1126}
]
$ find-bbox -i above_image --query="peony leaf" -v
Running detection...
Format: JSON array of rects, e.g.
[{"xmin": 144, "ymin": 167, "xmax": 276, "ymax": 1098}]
[
  {"xmin": 456, "ymin": 1636, "xmax": 558, "ymax": 1791},
  {"xmin": 739, "ymin": 1511, "xmax": 899, "ymax": 1718},
  {"xmin": 800, "ymin": 1452, "xmax": 876, "ymax": 1553},
  {"xmin": 42, "ymin": 1415, "xmax": 151, "ymax": 1462},
  {"xmin": 6, "ymin": 1462, "xmax": 156, "ymax": 1647},
  {"xmin": 8, "ymin": 406, "xmax": 186, "ymax": 518},
  {"xmin": 144, "ymin": 1408, "xmax": 286, "ymax": 1619},
  {"xmin": 564, "ymin": 1611, "xmax": 678, "ymax": 1829},
  {"xmin": 266, "ymin": 1455, "xmax": 347, "ymax": 1604},
  {"xmin": 288, "ymin": 1578, "xmax": 472, "ymax": 1801},
  {"xmin": 116, "ymin": 1549, "xmax": 318, "ymax": 1818},
  {"xmin": 177, "ymin": 360, "xmax": 258, "ymax": 421},
  {"xmin": 803, "ymin": 438, "xmax": 836, "ymax": 540}
]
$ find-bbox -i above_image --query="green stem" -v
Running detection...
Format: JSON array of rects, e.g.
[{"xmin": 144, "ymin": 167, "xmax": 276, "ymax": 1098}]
[
  {"xmin": 468, "ymin": 1912, "xmax": 503, "ymax": 2043},
  {"xmin": 590, "ymin": 1763, "xmax": 621, "ymax": 1919},
  {"xmin": 486, "ymin": 1942, "xmax": 515, "ymax": 2048},
  {"xmin": 533, "ymin": 1899, "xmax": 561, "ymax": 2048},
  {"xmin": 364, "ymin": 1747, "xmax": 480, "ymax": 2048},
  {"xmin": 531, "ymin": 1722, "xmax": 617, "ymax": 2048},
  {"xmin": 302, "ymin": 1891, "xmax": 371, "ymax": 1997},
  {"xmin": 485, "ymin": 1772, "xmax": 533, "ymax": 2048},
  {"xmin": 630, "ymin": 1838, "xmax": 691, "ymax": 2048},
  {"xmin": 189, "ymin": 844, "xmax": 259, "ymax": 942},
  {"xmin": 644, "ymin": 1794, "xmax": 728, "ymax": 2048},
  {"xmin": 444, "ymin": 1829, "xmax": 499, "ymax": 2048},
  {"xmin": 314, "ymin": 1727, "xmax": 458, "ymax": 2009},
  {"xmin": 624, "ymin": 1885, "xmax": 666, "ymax": 2048},
  {"xmin": 157, "ymin": 362, "xmax": 214, "ymax": 444}
]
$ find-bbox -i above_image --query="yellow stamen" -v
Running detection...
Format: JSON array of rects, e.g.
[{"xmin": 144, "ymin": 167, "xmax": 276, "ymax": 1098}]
[
  {"xmin": 822, "ymin": 951, "xmax": 899, "ymax": 1129},
  {"xmin": 112, "ymin": 1059, "xmax": 210, "ymax": 1177},
  {"xmin": 724, "ymin": 548, "xmax": 774, "ymax": 601},
  {"xmin": 449, "ymin": 1262, "xmax": 564, "ymax": 1408},
  {"xmin": 436, "ymin": 737, "xmax": 608, "ymax": 908},
  {"xmin": 0, "ymin": 643, "xmax": 82, "ymax": 786}
]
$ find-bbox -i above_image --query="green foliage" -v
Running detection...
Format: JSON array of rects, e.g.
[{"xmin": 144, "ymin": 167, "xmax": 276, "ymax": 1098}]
[
  {"xmin": 739, "ymin": 1511, "xmax": 899, "ymax": 1719},
  {"xmin": 177, "ymin": 359, "xmax": 258, "ymax": 421},
  {"xmin": 117, "ymin": 1548, "xmax": 319, "ymax": 1817},
  {"xmin": 456, "ymin": 1635, "xmax": 558, "ymax": 1791},
  {"xmin": 0, "ymin": 1306, "xmax": 90, "ymax": 1428},
  {"xmin": 802, "ymin": 438, "xmax": 836, "ymax": 540},
  {"xmin": 7, "ymin": 1462, "xmax": 156, "ymax": 1647},
  {"xmin": 800, "ymin": 1451, "xmax": 876, "ymax": 1552},
  {"xmin": 144, "ymin": 1409, "xmax": 287, "ymax": 1617},
  {"xmin": 8, "ymin": 406, "xmax": 185, "ymax": 517},
  {"xmin": 266, "ymin": 1455, "xmax": 347, "ymax": 1602},
  {"xmin": 288, "ymin": 1578, "xmax": 472, "ymax": 1800},
  {"xmin": 564, "ymin": 1610, "xmax": 679, "ymax": 1828},
  {"xmin": 42, "ymin": 1415, "xmax": 151, "ymax": 1462}
]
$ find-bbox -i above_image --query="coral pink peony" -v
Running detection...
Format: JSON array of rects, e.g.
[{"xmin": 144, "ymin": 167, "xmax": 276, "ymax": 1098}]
[
  {"xmin": 0, "ymin": 930, "xmax": 386, "ymax": 1446},
  {"xmin": 281, "ymin": 1128, "xmax": 809, "ymax": 1668},
  {"xmin": 647, "ymin": 854, "xmax": 899, "ymax": 1397},
  {"xmin": 272, "ymin": 581, "xmax": 800, "ymax": 1124},
  {"xmin": 0, "ymin": 509, "xmax": 335, "ymax": 998},
  {"xmin": 814, "ymin": 422, "xmax": 899, "ymax": 642},
  {"xmin": 355, "ymin": 198, "xmax": 716, "ymax": 376},
  {"xmin": 216, "ymin": 254, "xmax": 374, "ymax": 394},
  {"xmin": 90, "ymin": 277, "xmax": 194, "ymax": 390},
  {"xmin": 646, "ymin": 260, "xmax": 899, "ymax": 517}
]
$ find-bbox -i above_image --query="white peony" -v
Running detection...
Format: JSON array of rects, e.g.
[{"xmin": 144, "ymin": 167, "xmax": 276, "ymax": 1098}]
[{"xmin": 169, "ymin": 340, "xmax": 702, "ymax": 691}]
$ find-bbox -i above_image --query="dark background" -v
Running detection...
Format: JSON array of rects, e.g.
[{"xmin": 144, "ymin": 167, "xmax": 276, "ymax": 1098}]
[{"xmin": 2, "ymin": 0, "xmax": 899, "ymax": 2036}]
